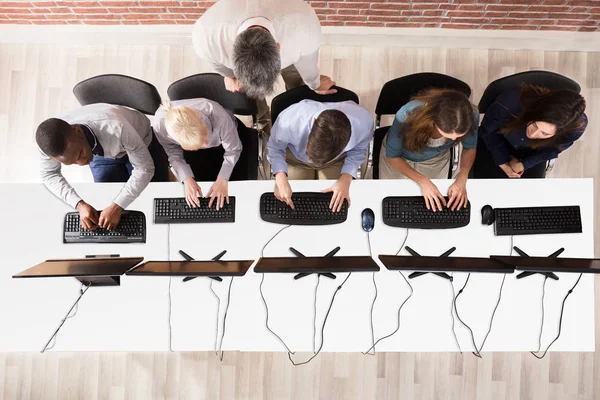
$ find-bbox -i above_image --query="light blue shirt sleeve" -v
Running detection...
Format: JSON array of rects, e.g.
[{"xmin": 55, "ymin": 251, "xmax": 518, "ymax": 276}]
[
  {"xmin": 341, "ymin": 105, "xmax": 374, "ymax": 177},
  {"xmin": 267, "ymin": 112, "xmax": 294, "ymax": 176},
  {"xmin": 385, "ymin": 101, "xmax": 422, "ymax": 158},
  {"xmin": 462, "ymin": 107, "xmax": 480, "ymax": 150}
]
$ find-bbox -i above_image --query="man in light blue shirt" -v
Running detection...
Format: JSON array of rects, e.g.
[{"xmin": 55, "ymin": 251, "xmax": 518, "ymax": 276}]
[{"xmin": 267, "ymin": 99, "xmax": 373, "ymax": 211}]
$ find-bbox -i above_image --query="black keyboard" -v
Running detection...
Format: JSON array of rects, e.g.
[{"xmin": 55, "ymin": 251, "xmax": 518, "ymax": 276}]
[
  {"xmin": 63, "ymin": 211, "xmax": 146, "ymax": 243},
  {"xmin": 494, "ymin": 206, "xmax": 582, "ymax": 236},
  {"xmin": 154, "ymin": 197, "xmax": 235, "ymax": 224},
  {"xmin": 382, "ymin": 196, "xmax": 470, "ymax": 229},
  {"xmin": 260, "ymin": 192, "xmax": 348, "ymax": 225}
]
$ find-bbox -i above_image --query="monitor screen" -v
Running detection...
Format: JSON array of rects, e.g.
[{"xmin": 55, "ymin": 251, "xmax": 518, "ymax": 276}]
[
  {"xmin": 12, "ymin": 257, "xmax": 144, "ymax": 279},
  {"xmin": 492, "ymin": 256, "xmax": 600, "ymax": 274},
  {"xmin": 127, "ymin": 260, "xmax": 254, "ymax": 277},
  {"xmin": 254, "ymin": 256, "xmax": 379, "ymax": 274},
  {"xmin": 378, "ymin": 255, "xmax": 513, "ymax": 273}
]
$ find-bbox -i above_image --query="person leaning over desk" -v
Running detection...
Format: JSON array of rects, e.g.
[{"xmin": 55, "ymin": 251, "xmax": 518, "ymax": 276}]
[
  {"xmin": 36, "ymin": 103, "xmax": 169, "ymax": 230},
  {"xmin": 474, "ymin": 84, "xmax": 587, "ymax": 179},
  {"xmin": 192, "ymin": 0, "xmax": 337, "ymax": 137},
  {"xmin": 267, "ymin": 99, "xmax": 374, "ymax": 212},
  {"xmin": 153, "ymin": 98, "xmax": 242, "ymax": 210},
  {"xmin": 380, "ymin": 89, "xmax": 479, "ymax": 212}
]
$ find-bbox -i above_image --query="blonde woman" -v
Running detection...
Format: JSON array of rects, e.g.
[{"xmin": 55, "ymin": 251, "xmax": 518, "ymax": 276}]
[{"xmin": 153, "ymin": 98, "xmax": 242, "ymax": 209}]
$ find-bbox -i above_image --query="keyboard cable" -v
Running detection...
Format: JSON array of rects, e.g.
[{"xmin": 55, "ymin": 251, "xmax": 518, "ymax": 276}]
[{"xmin": 363, "ymin": 228, "xmax": 413, "ymax": 355}]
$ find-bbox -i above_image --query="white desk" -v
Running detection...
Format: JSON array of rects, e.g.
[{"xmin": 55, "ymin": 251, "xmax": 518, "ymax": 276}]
[{"xmin": 0, "ymin": 179, "xmax": 594, "ymax": 353}]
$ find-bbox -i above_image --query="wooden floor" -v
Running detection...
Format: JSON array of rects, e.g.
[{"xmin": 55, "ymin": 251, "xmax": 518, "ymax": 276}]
[{"xmin": 0, "ymin": 41, "xmax": 599, "ymax": 400}]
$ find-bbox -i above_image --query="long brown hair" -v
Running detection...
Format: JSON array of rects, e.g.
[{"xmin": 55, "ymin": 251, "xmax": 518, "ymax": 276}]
[
  {"xmin": 402, "ymin": 89, "xmax": 475, "ymax": 153},
  {"xmin": 500, "ymin": 84, "xmax": 586, "ymax": 149}
]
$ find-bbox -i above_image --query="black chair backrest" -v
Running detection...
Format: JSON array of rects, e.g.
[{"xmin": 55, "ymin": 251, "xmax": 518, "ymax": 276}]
[
  {"xmin": 73, "ymin": 74, "xmax": 161, "ymax": 115},
  {"xmin": 375, "ymin": 73, "xmax": 471, "ymax": 117},
  {"xmin": 271, "ymin": 85, "xmax": 359, "ymax": 124},
  {"xmin": 478, "ymin": 70, "xmax": 581, "ymax": 113},
  {"xmin": 167, "ymin": 73, "xmax": 257, "ymax": 116}
]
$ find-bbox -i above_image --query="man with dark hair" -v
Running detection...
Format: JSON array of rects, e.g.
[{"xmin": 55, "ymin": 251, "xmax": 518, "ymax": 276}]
[
  {"xmin": 267, "ymin": 100, "xmax": 374, "ymax": 212},
  {"xmin": 36, "ymin": 103, "xmax": 169, "ymax": 230},
  {"xmin": 192, "ymin": 0, "xmax": 336, "ymax": 137}
]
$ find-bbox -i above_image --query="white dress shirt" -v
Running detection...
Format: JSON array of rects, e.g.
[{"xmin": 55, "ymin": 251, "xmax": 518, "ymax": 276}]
[
  {"xmin": 39, "ymin": 103, "xmax": 155, "ymax": 209},
  {"xmin": 153, "ymin": 98, "xmax": 242, "ymax": 182},
  {"xmin": 267, "ymin": 100, "xmax": 374, "ymax": 178},
  {"xmin": 192, "ymin": 0, "xmax": 322, "ymax": 90}
]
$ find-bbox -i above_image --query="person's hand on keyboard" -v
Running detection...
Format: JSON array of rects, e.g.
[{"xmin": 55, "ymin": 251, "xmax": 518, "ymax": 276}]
[
  {"xmin": 323, "ymin": 173, "xmax": 352, "ymax": 212},
  {"xmin": 207, "ymin": 177, "xmax": 229, "ymax": 210},
  {"xmin": 183, "ymin": 177, "xmax": 202, "ymax": 208},
  {"xmin": 417, "ymin": 177, "xmax": 447, "ymax": 212},
  {"xmin": 99, "ymin": 203, "xmax": 123, "ymax": 231},
  {"xmin": 274, "ymin": 172, "xmax": 295, "ymax": 209},
  {"xmin": 76, "ymin": 201, "xmax": 99, "ymax": 230},
  {"xmin": 447, "ymin": 179, "xmax": 468, "ymax": 211}
]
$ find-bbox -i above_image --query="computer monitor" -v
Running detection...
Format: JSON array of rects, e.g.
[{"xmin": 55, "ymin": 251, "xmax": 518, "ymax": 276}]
[
  {"xmin": 254, "ymin": 256, "xmax": 379, "ymax": 274},
  {"xmin": 378, "ymin": 255, "xmax": 514, "ymax": 274},
  {"xmin": 12, "ymin": 257, "xmax": 144, "ymax": 286},
  {"xmin": 492, "ymin": 256, "xmax": 600, "ymax": 274},
  {"xmin": 126, "ymin": 260, "xmax": 254, "ymax": 277}
]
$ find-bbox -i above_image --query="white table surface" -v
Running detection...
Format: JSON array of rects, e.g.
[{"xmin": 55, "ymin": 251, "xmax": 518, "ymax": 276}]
[{"xmin": 0, "ymin": 179, "xmax": 594, "ymax": 353}]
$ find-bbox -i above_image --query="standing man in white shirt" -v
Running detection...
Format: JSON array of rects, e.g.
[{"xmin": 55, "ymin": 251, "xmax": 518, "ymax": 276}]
[
  {"xmin": 36, "ymin": 103, "xmax": 169, "ymax": 230},
  {"xmin": 192, "ymin": 0, "xmax": 337, "ymax": 137},
  {"xmin": 267, "ymin": 99, "xmax": 374, "ymax": 212}
]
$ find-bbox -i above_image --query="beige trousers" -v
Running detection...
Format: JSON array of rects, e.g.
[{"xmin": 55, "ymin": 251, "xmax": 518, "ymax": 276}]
[
  {"xmin": 286, "ymin": 149, "xmax": 346, "ymax": 180},
  {"xmin": 379, "ymin": 134, "xmax": 458, "ymax": 180}
]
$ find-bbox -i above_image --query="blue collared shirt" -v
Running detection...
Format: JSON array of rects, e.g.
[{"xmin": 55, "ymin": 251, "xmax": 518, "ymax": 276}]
[{"xmin": 267, "ymin": 100, "xmax": 374, "ymax": 177}]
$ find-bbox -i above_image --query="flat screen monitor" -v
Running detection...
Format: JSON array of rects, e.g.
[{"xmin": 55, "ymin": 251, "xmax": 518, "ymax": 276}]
[
  {"xmin": 254, "ymin": 256, "xmax": 379, "ymax": 274},
  {"xmin": 12, "ymin": 257, "xmax": 144, "ymax": 279},
  {"xmin": 492, "ymin": 256, "xmax": 600, "ymax": 274},
  {"xmin": 127, "ymin": 260, "xmax": 254, "ymax": 277},
  {"xmin": 378, "ymin": 255, "xmax": 513, "ymax": 274}
]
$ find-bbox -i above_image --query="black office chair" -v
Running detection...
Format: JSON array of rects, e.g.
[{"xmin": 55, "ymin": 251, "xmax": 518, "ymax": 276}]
[
  {"xmin": 371, "ymin": 73, "xmax": 471, "ymax": 179},
  {"xmin": 167, "ymin": 73, "xmax": 260, "ymax": 180},
  {"xmin": 73, "ymin": 74, "xmax": 162, "ymax": 115},
  {"xmin": 474, "ymin": 70, "xmax": 581, "ymax": 179}
]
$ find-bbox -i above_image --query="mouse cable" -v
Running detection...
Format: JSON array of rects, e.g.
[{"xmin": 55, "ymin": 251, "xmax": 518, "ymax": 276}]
[
  {"xmin": 452, "ymin": 273, "xmax": 482, "ymax": 358},
  {"xmin": 313, "ymin": 274, "xmax": 321, "ymax": 353},
  {"xmin": 363, "ymin": 271, "xmax": 414, "ymax": 354},
  {"xmin": 531, "ymin": 273, "xmax": 583, "ymax": 359},
  {"xmin": 448, "ymin": 274, "xmax": 462, "ymax": 354},
  {"xmin": 364, "ymin": 230, "xmax": 378, "ymax": 355},
  {"xmin": 289, "ymin": 272, "xmax": 352, "ymax": 366},
  {"xmin": 362, "ymin": 228, "xmax": 412, "ymax": 356},
  {"xmin": 395, "ymin": 229, "xmax": 410, "ymax": 256},
  {"xmin": 261, "ymin": 224, "xmax": 291, "ymax": 258}
]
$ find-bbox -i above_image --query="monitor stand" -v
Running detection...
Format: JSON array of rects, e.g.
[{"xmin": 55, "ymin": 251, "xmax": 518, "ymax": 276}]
[
  {"xmin": 513, "ymin": 246, "xmax": 562, "ymax": 281},
  {"xmin": 289, "ymin": 246, "xmax": 340, "ymax": 280},
  {"xmin": 181, "ymin": 250, "xmax": 227, "ymax": 283},
  {"xmin": 404, "ymin": 246, "xmax": 456, "ymax": 281}
]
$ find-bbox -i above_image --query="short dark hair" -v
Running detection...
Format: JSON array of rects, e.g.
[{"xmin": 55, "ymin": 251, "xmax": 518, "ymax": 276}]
[
  {"xmin": 306, "ymin": 110, "xmax": 351, "ymax": 167},
  {"xmin": 36, "ymin": 118, "xmax": 73, "ymax": 157},
  {"xmin": 233, "ymin": 28, "xmax": 281, "ymax": 99}
]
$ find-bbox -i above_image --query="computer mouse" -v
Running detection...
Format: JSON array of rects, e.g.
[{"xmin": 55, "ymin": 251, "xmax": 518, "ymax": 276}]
[
  {"xmin": 481, "ymin": 205, "xmax": 495, "ymax": 225},
  {"xmin": 362, "ymin": 208, "xmax": 375, "ymax": 232}
]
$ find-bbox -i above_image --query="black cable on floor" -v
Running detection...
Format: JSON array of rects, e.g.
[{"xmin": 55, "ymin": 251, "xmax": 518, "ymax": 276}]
[{"xmin": 531, "ymin": 273, "xmax": 583, "ymax": 359}]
